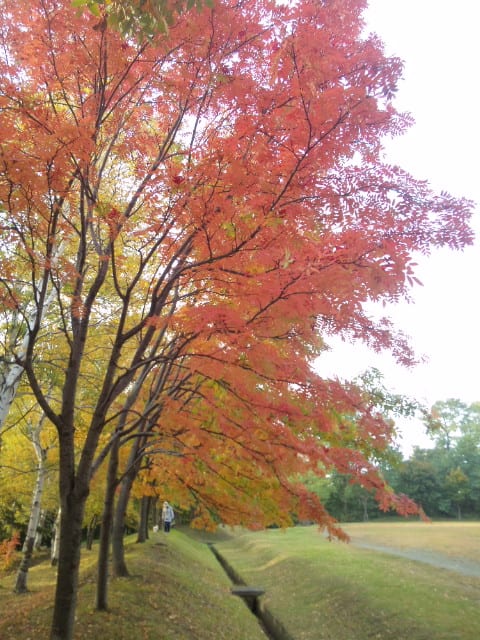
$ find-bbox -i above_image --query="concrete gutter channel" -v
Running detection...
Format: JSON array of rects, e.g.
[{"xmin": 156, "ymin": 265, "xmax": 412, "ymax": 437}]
[{"xmin": 207, "ymin": 543, "xmax": 294, "ymax": 640}]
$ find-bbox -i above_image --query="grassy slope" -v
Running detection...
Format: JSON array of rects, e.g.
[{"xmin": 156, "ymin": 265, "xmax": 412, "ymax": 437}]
[
  {"xmin": 2, "ymin": 522, "xmax": 480, "ymax": 640},
  {"xmin": 216, "ymin": 523, "xmax": 480, "ymax": 640},
  {"xmin": 0, "ymin": 530, "xmax": 267, "ymax": 640}
]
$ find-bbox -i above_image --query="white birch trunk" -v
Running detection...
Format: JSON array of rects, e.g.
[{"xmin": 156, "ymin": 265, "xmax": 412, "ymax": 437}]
[
  {"xmin": 21, "ymin": 443, "xmax": 47, "ymax": 552},
  {"xmin": 21, "ymin": 470, "xmax": 47, "ymax": 552},
  {"xmin": 34, "ymin": 510, "xmax": 46, "ymax": 550},
  {"xmin": 0, "ymin": 318, "xmax": 27, "ymax": 433},
  {"xmin": 51, "ymin": 507, "xmax": 61, "ymax": 566},
  {"xmin": 0, "ymin": 242, "xmax": 63, "ymax": 435},
  {"xmin": 15, "ymin": 413, "xmax": 49, "ymax": 592}
]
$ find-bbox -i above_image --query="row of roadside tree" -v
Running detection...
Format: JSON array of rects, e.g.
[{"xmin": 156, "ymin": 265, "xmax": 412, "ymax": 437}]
[{"xmin": 0, "ymin": 1, "xmax": 474, "ymax": 639}]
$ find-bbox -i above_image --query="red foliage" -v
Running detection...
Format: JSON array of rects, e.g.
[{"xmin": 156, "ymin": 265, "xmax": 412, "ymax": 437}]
[{"xmin": 0, "ymin": 0, "xmax": 474, "ymax": 537}]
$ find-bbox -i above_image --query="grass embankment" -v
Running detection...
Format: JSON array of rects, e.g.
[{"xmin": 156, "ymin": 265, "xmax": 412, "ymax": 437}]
[
  {"xmin": 0, "ymin": 530, "xmax": 267, "ymax": 640},
  {"xmin": 216, "ymin": 522, "xmax": 480, "ymax": 640},
  {"xmin": 2, "ymin": 522, "xmax": 479, "ymax": 639}
]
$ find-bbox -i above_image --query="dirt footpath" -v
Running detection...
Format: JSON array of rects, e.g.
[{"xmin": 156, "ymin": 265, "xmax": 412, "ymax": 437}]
[{"xmin": 350, "ymin": 539, "xmax": 480, "ymax": 578}]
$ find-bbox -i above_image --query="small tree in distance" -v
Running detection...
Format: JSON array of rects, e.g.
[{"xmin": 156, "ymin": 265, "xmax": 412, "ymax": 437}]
[{"xmin": 0, "ymin": 1, "xmax": 473, "ymax": 638}]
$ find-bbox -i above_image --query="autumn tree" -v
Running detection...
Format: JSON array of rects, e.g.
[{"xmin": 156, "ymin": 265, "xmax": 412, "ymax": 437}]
[{"xmin": 0, "ymin": 1, "xmax": 474, "ymax": 639}]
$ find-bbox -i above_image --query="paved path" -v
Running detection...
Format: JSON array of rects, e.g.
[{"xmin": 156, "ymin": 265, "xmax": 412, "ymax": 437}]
[{"xmin": 350, "ymin": 539, "xmax": 480, "ymax": 578}]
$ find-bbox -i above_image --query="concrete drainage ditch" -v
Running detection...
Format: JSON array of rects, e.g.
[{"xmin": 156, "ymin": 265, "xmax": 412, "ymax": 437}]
[{"xmin": 207, "ymin": 543, "xmax": 294, "ymax": 640}]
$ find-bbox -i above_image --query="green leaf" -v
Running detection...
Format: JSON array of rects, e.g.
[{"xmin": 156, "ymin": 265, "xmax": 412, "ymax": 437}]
[{"xmin": 87, "ymin": 1, "xmax": 101, "ymax": 16}]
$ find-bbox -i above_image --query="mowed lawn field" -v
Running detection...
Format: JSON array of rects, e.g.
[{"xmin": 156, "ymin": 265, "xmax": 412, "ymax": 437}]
[
  {"xmin": 215, "ymin": 521, "xmax": 480, "ymax": 640},
  {"xmin": 344, "ymin": 521, "xmax": 480, "ymax": 563}
]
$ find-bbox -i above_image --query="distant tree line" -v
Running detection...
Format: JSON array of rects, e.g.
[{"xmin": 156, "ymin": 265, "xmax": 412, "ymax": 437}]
[{"xmin": 305, "ymin": 399, "xmax": 480, "ymax": 522}]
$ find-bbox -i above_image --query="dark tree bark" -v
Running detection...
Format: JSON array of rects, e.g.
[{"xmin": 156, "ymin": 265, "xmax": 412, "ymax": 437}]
[
  {"xmin": 151, "ymin": 497, "xmax": 159, "ymax": 530},
  {"xmin": 136, "ymin": 495, "xmax": 151, "ymax": 543},
  {"xmin": 96, "ymin": 437, "xmax": 120, "ymax": 611},
  {"xmin": 50, "ymin": 493, "xmax": 87, "ymax": 640},
  {"xmin": 86, "ymin": 513, "xmax": 99, "ymax": 551},
  {"xmin": 111, "ymin": 427, "xmax": 149, "ymax": 576},
  {"xmin": 111, "ymin": 465, "xmax": 137, "ymax": 578}
]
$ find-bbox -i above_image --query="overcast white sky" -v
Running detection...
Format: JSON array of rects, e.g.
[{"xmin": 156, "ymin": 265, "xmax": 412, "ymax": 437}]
[{"xmin": 317, "ymin": 0, "xmax": 480, "ymax": 454}]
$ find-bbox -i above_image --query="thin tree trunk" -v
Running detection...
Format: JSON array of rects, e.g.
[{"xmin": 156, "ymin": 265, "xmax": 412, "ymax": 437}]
[
  {"xmin": 111, "ymin": 430, "xmax": 148, "ymax": 576},
  {"xmin": 0, "ymin": 313, "xmax": 29, "ymax": 433},
  {"xmin": 96, "ymin": 438, "xmax": 119, "ymax": 610},
  {"xmin": 15, "ymin": 461, "xmax": 46, "ymax": 591},
  {"xmin": 15, "ymin": 413, "xmax": 49, "ymax": 592},
  {"xmin": 111, "ymin": 466, "xmax": 137, "ymax": 578},
  {"xmin": 361, "ymin": 496, "xmax": 369, "ymax": 522},
  {"xmin": 85, "ymin": 513, "xmax": 99, "ymax": 551},
  {"xmin": 15, "ymin": 535, "xmax": 35, "ymax": 594},
  {"xmin": 136, "ymin": 496, "xmax": 150, "ymax": 543},
  {"xmin": 151, "ymin": 497, "xmax": 158, "ymax": 531},
  {"xmin": 0, "ymin": 270, "xmax": 61, "ymax": 435},
  {"xmin": 0, "ymin": 360, "xmax": 24, "ymax": 435},
  {"xmin": 21, "ymin": 463, "xmax": 46, "ymax": 555},
  {"xmin": 34, "ymin": 510, "xmax": 46, "ymax": 550},
  {"xmin": 51, "ymin": 508, "xmax": 61, "ymax": 567}
]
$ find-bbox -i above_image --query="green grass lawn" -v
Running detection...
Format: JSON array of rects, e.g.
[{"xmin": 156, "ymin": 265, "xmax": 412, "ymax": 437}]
[
  {"xmin": 216, "ymin": 523, "xmax": 480, "ymax": 640},
  {"xmin": 2, "ymin": 522, "xmax": 479, "ymax": 639}
]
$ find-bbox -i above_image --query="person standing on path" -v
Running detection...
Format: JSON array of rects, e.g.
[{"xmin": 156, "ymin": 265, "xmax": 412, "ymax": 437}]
[{"xmin": 162, "ymin": 501, "xmax": 175, "ymax": 533}]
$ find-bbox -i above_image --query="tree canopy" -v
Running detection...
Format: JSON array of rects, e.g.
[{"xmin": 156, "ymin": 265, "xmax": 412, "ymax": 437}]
[{"xmin": 0, "ymin": 1, "xmax": 474, "ymax": 638}]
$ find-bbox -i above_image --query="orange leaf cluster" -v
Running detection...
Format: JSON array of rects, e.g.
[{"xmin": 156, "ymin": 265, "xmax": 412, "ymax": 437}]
[{"xmin": 0, "ymin": 0, "xmax": 474, "ymax": 538}]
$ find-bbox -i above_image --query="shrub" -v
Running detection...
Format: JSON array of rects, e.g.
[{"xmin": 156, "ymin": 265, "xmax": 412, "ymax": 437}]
[{"xmin": 0, "ymin": 531, "xmax": 20, "ymax": 572}]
